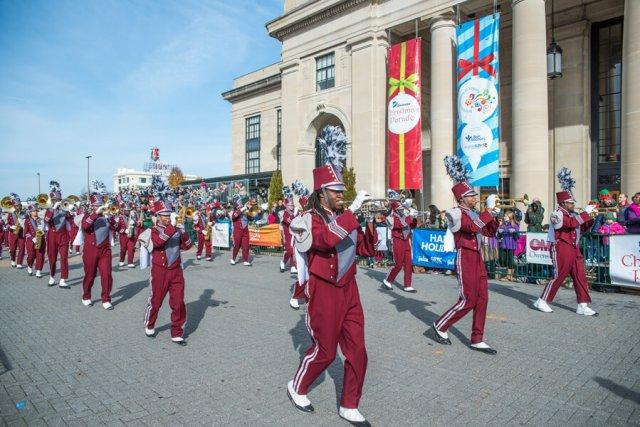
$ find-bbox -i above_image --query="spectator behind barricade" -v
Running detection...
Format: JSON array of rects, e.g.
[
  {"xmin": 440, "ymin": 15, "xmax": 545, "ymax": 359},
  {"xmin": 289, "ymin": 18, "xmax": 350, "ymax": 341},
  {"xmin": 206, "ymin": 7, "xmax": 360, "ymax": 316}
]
[
  {"xmin": 597, "ymin": 212, "xmax": 626, "ymax": 245},
  {"xmin": 524, "ymin": 197, "xmax": 545, "ymax": 232},
  {"xmin": 436, "ymin": 210, "xmax": 448, "ymax": 230},
  {"xmin": 497, "ymin": 211, "xmax": 519, "ymax": 281},
  {"xmin": 371, "ymin": 213, "xmax": 388, "ymax": 267},
  {"xmin": 273, "ymin": 198, "xmax": 285, "ymax": 224},
  {"xmin": 624, "ymin": 192, "xmax": 640, "ymax": 234}
]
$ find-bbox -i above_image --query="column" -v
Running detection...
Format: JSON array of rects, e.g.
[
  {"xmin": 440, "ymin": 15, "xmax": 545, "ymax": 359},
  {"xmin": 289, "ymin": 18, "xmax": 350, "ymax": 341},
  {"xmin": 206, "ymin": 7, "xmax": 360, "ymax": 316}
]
[
  {"xmin": 622, "ymin": 0, "xmax": 640, "ymax": 195},
  {"xmin": 429, "ymin": 16, "xmax": 457, "ymax": 210},
  {"xmin": 512, "ymin": 0, "xmax": 550, "ymax": 210}
]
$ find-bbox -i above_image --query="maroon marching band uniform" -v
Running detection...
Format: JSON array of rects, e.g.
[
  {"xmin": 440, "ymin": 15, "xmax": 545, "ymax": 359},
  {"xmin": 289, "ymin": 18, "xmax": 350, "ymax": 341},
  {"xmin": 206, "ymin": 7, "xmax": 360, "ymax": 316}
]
[
  {"xmin": 0, "ymin": 216, "xmax": 5, "ymax": 259},
  {"xmin": 7, "ymin": 210, "xmax": 26, "ymax": 266},
  {"xmin": 433, "ymin": 181, "xmax": 498, "ymax": 347},
  {"xmin": 540, "ymin": 203, "xmax": 594, "ymax": 304},
  {"xmin": 143, "ymin": 208, "xmax": 193, "ymax": 340},
  {"xmin": 116, "ymin": 210, "xmax": 138, "ymax": 265},
  {"xmin": 292, "ymin": 208, "xmax": 377, "ymax": 409},
  {"xmin": 69, "ymin": 210, "xmax": 81, "ymax": 254},
  {"xmin": 24, "ymin": 214, "xmax": 46, "ymax": 272},
  {"xmin": 385, "ymin": 205, "xmax": 416, "ymax": 289},
  {"xmin": 81, "ymin": 203, "xmax": 118, "ymax": 303},
  {"xmin": 231, "ymin": 205, "xmax": 250, "ymax": 263},
  {"xmin": 290, "ymin": 196, "xmax": 309, "ymax": 305},
  {"xmin": 193, "ymin": 210, "xmax": 213, "ymax": 259},
  {"xmin": 44, "ymin": 207, "xmax": 72, "ymax": 281}
]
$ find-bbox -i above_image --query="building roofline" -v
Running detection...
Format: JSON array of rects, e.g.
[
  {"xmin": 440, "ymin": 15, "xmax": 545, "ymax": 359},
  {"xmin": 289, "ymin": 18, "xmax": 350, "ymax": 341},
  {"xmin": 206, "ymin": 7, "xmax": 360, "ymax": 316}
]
[
  {"xmin": 182, "ymin": 170, "xmax": 275, "ymax": 185},
  {"xmin": 221, "ymin": 73, "xmax": 282, "ymax": 102}
]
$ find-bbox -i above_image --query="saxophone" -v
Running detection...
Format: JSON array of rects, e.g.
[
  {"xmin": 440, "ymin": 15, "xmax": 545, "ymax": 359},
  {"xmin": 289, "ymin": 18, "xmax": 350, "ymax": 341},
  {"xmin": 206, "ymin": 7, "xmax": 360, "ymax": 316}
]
[
  {"xmin": 34, "ymin": 218, "xmax": 44, "ymax": 250},
  {"xmin": 13, "ymin": 210, "xmax": 22, "ymax": 235},
  {"xmin": 126, "ymin": 213, "xmax": 136, "ymax": 238},
  {"xmin": 204, "ymin": 215, "xmax": 212, "ymax": 242}
]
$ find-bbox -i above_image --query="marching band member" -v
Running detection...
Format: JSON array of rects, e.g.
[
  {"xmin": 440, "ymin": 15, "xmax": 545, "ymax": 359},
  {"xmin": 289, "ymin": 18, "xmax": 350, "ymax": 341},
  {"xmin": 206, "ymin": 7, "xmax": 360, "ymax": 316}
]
[
  {"xmin": 69, "ymin": 205, "xmax": 81, "ymax": 255},
  {"xmin": 142, "ymin": 200, "xmax": 193, "ymax": 345},
  {"xmin": 288, "ymin": 190, "xmax": 309, "ymax": 310},
  {"xmin": 116, "ymin": 203, "xmax": 137, "ymax": 268},
  {"xmin": 24, "ymin": 205, "xmax": 46, "ymax": 278},
  {"xmin": 80, "ymin": 194, "xmax": 118, "ymax": 309},
  {"xmin": 6, "ymin": 194, "xmax": 26, "ymax": 268},
  {"xmin": 280, "ymin": 193, "xmax": 297, "ymax": 274},
  {"xmin": 0, "ymin": 214, "xmax": 5, "ymax": 260},
  {"xmin": 431, "ymin": 156, "xmax": 499, "ymax": 355},
  {"xmin": 534, "ymin": 168, "xmax": 598, "ymax": 316},
  {"xmin": 382, "ymin": 195, "xmax": 417, "ymax": 292},
  {"xmin": 44, "ymin": 182, "xmax": 72, "ymax": 288},
  {"xmin": 230, "ymin": 197, "xmax": 252, "ymax": 266},
  {"xmin": 193, "ymin": 206, "xmax": 213, "ymax": 261},
  {"xmin": 286, "ymin": 147, "xmax": 377, "ymax": 426}
]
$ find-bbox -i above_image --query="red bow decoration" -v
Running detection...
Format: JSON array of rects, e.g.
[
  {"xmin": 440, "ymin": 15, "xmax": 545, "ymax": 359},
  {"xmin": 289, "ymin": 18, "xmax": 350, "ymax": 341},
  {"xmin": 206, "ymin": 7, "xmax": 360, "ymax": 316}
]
[{"xmin": 458, "ymin": 18, "xmax": 497, "ymax": 80}]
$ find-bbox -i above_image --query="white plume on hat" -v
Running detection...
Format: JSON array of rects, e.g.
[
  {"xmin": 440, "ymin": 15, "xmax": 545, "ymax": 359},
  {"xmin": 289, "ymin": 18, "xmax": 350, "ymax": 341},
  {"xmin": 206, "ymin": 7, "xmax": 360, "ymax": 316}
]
[{"xmin": 316, "ymin": 125, "xmax": 347, "ymax": 174}]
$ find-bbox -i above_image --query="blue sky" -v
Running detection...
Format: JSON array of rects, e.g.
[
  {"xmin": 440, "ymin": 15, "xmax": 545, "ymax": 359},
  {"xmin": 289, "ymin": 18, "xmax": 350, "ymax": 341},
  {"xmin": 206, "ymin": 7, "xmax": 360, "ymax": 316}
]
[{"xmin": 0, "ymin": 0, "xmax": 282, "ymax": 198}]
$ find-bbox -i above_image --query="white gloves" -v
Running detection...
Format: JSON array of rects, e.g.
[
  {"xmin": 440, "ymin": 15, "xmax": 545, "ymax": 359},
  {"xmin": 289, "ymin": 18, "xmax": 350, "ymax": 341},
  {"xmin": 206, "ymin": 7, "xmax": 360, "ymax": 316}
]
[
  {"xmin": 96, "ymin": 206, "xmax": 105, "ymax": 214},
  {"xmin": 9, "ymin": 225, "xmax": 16, "ymax": 230},
  {"xmin": 240, "ymin": 206, "xmax": 248, "ymax": 213},
  {"xmin": 53, "ymin": 201, "xmax": 61, "ymax": 209},
  {"xmin": 403, "ymin": 198, "xmax": 413, "ymax": 208},
  {"xmin": 207, "ymin": 221, "xmax": 213, "ymax": 227},
  {"xmin": 584, "ymin": 204, "xmax": 597, "ymax": 214},
  {"xmin": 32, "ymin": 237, "xmax": 37, "ymax": 243},
  {"xmin": 485, "ymin": 194, "xmax": 499, "ymax": 210},
  {"xmin": 128, "ymin": 219, "xmax": 135, "ymax": 226},
  {"xmin": 348, "ymin": 190, "xmax": 372, "ymax": 213},
  {"xmin": 170, "ymin": 212, "xmax": 178, "ymax": 226},
  {"xmin": 409, "ymin": 208, "xmax": 418, "ymax": 217}
]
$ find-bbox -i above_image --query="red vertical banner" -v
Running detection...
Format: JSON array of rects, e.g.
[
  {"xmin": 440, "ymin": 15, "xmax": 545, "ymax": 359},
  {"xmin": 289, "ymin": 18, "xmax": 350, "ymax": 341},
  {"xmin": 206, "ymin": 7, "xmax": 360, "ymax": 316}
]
[{"xmin": 387, "ymin": 38, "xmax": 423, "ymax": 190}]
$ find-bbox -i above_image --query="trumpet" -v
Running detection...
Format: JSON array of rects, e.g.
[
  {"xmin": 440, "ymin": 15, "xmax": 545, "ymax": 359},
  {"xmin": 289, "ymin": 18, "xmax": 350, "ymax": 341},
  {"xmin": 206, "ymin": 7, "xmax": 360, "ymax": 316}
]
[
  {"xmin": 61, "ymin": 197, "xmax": 79, "ymax": 211},
  {"xmin": 344, "ymin": 199, "xmax": 391, "ymax": 216},
  {"xmin": 485, "ymin": 194, "xmax": 530, "ymax": 210},
  {"xmin": 37, "ymin": 193, "xmax": 51, "ymax": 209},
  {"xmin": 577, "ymin": 206, "xmax": 618, "ymax": 218},
  {"xmin": 109, "ymin": 205, "xmax": 120, "ymax": 215}
]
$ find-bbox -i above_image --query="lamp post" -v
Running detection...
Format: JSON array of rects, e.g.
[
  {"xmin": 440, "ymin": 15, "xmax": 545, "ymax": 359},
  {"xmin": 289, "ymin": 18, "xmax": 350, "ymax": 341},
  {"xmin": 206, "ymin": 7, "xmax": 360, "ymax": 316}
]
[
  {"xmin": 86, "ymin": 155, "xmax": 92, "ymax": 202},
  {"xmin": 37, "ymin": 172, "xmax": 40, "ymax": 195},
  {"xmin": 547, "ymin": 0, "xmax": 563, "ymax": 79}
]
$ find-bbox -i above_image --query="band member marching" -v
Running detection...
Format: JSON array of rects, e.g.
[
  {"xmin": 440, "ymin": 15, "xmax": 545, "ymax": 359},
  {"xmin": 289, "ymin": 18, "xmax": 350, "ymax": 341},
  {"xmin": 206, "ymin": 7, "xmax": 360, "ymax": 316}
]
[
  {"xmin": 382, "ymin": 193, "xmax": 417, "ymax": 293},
  {"xmin": 116, "ymin": 203, "xmax": 138, "ymax": 268},
  {"xmin": 431, "ymin": 156, "xmax": 500, "ymax": 355},
  {"xmin": 44, "ymin": 182, "xmax": 72, "ymax": 288},
  {"xmin": 193, "ymin": 206, "xmax": 213, "ymax": 261},
  {"xmin": 286, "ymin": 134, "xmax": 377, "ymax": 426},
  {"xmin": 141, "ymin": 200, "xmax": 193, "ymax": 345},
  {"xmin": 280, "ymin": 189, "xmax": 297, "ymax": 274},
  {"xmin": 5, "ymin": 194, "xmax": 26, "ymax": 268},
  {"xmin": 80, "ymin": 194, "xmax": 118, "ymax": 309},
  {"xmin": 24, "ymin": 205, "xmax": 46, "ymax": 278},
  {"xmin": 534, "ymin": 167, "xmax": 598, "ymax": 316},
  {"xmin": 288, "ymin": 184, "xmax": 310, "ymax": 310},
  {"xmin": 230, "ymin": 197, "xmax": 253, "ymax": 266}
]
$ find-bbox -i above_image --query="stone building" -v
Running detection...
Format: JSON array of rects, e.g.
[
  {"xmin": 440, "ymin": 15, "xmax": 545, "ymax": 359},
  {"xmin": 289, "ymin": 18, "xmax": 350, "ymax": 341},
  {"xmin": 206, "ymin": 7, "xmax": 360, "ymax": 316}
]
[{"xmin": 222, "ymin": 0, "xmax": 638, "ymax": 214}]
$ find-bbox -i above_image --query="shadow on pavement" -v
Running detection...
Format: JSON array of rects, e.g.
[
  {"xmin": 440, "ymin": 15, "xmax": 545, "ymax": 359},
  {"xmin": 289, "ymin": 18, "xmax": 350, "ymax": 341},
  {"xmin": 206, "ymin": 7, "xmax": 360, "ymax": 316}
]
[
  {"xmin": 593, "ymin": 377, "xmax": 640, "ymax": 404},
  {"xmin": 112, "ymin": 279, "xmax": 149, "ymax": 307},
  {"xmin": 289, "ymin": 312, "xmax": 343, "ymax": 408},
  {"xmin": 157, "ymin": 289, "xmax": 227, "ymax": 338},
  {"xmin": 0, "ymin": 345, "xmax": 11, "ymax": 376},
  {"xmin": 489, "ymin": 282, "xmax": 575, "ymax": 313}
]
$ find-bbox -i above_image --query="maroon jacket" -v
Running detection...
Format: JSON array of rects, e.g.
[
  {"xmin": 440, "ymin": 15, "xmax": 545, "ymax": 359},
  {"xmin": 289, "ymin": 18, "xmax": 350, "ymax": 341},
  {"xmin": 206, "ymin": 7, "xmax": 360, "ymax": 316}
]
[
  {"xmin": 454, "ymin": 207, "xmax": 498, "ymax": 252},
  {"xmin": 151, "ymin": 224, "xmax": 192, "ymax": 270},
  {"xmin": 23, "ymin": 216, "xmax": 41, "ymax": 240},
  {"xmin": 6, "ymin": 211, "xmax": 25, "ymax": 238},
  {"xmin": 281, "ymin": 209, "xmax": 295, "ymax": 247},
  {"xmin": 44, "ymin": 208, "xmax": 72, "ymax": 242},
  {"xmin": 115, "ymin": 213, "xmax": 138, "ymax": 240},
  {"xmin": 82, "ymin": 212, "xmax": 117, "ymax": 249},
  {"xmin": 232, "ymin": 208, "xmax": 249, "ymax": 232},
  {"xmin": 307, "ymin": 209, "xmax": 377, "ymax": 287},
  {"xmin": 550, "ymin": 207, "xmax": 593, "ymax": 247},
  {"xmin": 388, "ymin": 211, "xmax": 416, "ymax": 241}
]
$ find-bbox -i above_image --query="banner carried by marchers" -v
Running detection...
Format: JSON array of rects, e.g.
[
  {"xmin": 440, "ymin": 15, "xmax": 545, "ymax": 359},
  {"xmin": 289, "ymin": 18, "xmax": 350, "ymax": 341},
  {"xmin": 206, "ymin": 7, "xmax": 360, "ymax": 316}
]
[
  {"xmin": 387, "ymin": 38, "xmax": 422, "ymax": 190},
  {"xmin": 609, "ymin": 235, "xmax": 640, "ymax": 288},
  {"xmin": 456, "ymin": 14, "xmax": 500, "ymax": 187}
]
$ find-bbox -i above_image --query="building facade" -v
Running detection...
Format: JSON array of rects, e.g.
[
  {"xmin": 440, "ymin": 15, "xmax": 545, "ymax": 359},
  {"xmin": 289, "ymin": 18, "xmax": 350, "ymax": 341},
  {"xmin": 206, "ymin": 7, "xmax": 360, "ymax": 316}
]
[
  {"xmin": 113, "ymin": 168, "xmax": 199, "ymax": 192},
  {"xmin": 223, "ymin": 0, "xmax": 639, "ymax": 214}
]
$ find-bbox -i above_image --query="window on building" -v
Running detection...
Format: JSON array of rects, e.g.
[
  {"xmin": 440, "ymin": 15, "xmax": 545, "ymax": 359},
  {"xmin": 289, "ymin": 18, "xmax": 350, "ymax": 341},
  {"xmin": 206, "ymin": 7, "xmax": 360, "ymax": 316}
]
[
  {"xmin": 591, "ymin": 18, "xmax": 623, "ymax": 193},
  {"xmin": 245, "ymin": 115, "xmax": 261, "ymax": 174},
  {"xmin": 316, "ymin": 52, "xmax": 335, "ymax": 91},
  {"xmin": 276, "ymin": 109, "xmax": 282, "ymax": 170},
  {"xmin": 140, "ymin": 178, "xmax": 147, "ymax": 183}
]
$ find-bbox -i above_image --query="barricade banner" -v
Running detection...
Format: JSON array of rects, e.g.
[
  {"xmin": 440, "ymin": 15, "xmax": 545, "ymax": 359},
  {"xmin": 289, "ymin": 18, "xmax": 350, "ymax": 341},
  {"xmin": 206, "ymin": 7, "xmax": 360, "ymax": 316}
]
[
  {"xmin": 609, "ymin": 235, "xmax": 640, "ymax": 288},
  {"xmin": 525, "ymin": 232, "xmax": 552, "ymax": 265},
  {"xmin": 412, "ymin": 229, "xmax": 456, "ymax": 269},
  {"xmin": 212, "ymin": 222, "xmax": 230, "ymax": 248},
  {"xmin": 249, "ymin": 224, "xmax": 282, "ymax": 247},
  {"xmin": 456, "ymin": 14, "xmax": 500, "ymax": 186},
  {"xmin": 387, "ymin": 38, "xmax": 423, "ymax": 190}
]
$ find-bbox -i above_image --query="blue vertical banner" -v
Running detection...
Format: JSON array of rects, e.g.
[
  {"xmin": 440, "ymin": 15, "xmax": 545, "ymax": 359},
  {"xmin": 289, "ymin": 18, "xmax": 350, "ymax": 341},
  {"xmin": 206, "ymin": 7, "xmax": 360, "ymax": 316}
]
[{"xmin": 456, "ymin": 15, "xmax": 500, "ymax": 187}]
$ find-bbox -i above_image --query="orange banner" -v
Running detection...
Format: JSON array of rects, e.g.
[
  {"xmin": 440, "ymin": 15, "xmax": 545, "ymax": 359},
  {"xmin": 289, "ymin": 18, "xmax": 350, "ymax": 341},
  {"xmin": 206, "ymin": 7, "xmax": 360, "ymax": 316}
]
[{"xmin": 249, "ymin": 224, "xmax": 282, "ymax": 247}]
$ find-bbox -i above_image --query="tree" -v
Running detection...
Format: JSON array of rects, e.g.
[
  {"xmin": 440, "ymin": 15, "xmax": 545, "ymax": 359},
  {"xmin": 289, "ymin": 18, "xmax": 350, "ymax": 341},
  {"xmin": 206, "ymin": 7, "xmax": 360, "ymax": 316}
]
[
  {"xmin": 343, "ymin": 167, "xmax": 356, "ymax": 204},
  {"xmin": 168, "ymin": 167, "xmax": 185, "ymax": 189},
  {"xmin": 268, "ymin": 169, "xmax": 284, "ymax": 210}
]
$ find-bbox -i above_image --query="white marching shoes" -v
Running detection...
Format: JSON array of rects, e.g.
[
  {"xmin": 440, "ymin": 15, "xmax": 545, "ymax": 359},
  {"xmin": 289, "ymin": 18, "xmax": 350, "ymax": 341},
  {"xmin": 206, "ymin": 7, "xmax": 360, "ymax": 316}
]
[
  {"xmin": 127, "ymin": 263, "xmax": 135, "ymax": 268},
  {"xmin": 339, "ymin": 407, "xmax": 370, "ymax": 426},
  {"xmin": 289, "ymin": 298, "xmax": 299, "ymax": 310},
  {"xmin": 48, "ymin": 276, "xmax": 56, "ymax": 286},
  {"xmin": 230, "ymin": 259, "xmax": 236, "ymax": 265},
  {"xmin": 118, "ymin": 261, "xmax": 125, "ymax": 267},
  {"xmin": 27, "ymin": 266, "xmax": 33, "ymax": 275},
  {"xmin": 290, "ymin": 266, "xmax": 297, "ymax": 274},
  {"xmin": 381, "ymin": 279, "xmax": 393, "ymax": 290},
  {"xmin": 576, "ymin": 303, "xmax": 598, "ymax": 316},
  {"xmin": 534, "ymin": 298, "xmax": 553, "ymax": 313},
  {"xmin": 243, "ymin": 261, "xmax": 251, "ymax": 266},
  {"xmin": 102, "ymin": 302, "xmax": 114, "ymax": 310},
  {"xmin": 35, "ymin": 270, "xmax": 42, "ymax": 278},
  {"xmin": 58, "ymin": 279, "xmax": 69, "ymax": 288},
  {"xmin": 287, "ymin": 380, "xmax": 313, "ymax": 412},
  {"xmin": 82, "ymin": 299, "xmax": 92, "ymax": 306}
]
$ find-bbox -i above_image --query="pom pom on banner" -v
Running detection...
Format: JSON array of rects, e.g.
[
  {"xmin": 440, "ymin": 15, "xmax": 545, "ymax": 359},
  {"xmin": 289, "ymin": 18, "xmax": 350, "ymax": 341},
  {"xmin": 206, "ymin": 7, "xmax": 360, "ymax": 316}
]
[
  {"xmin": 317, "ymin": 125, "xmax": 347, "ymax": 174},
  {"xmin": 443, "ymin": 155, "xmax": 469, "ymax": 184},
  {"xmin": 556, "ymin": 167, "xmax": 576, "ymax": 193}
]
